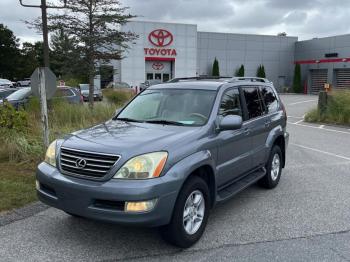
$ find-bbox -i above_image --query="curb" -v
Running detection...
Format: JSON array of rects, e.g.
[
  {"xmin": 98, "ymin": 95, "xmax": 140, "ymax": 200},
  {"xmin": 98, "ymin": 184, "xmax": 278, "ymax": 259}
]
[{"xmin": 0, "ymin": 202, "xmax": 49, "ymax": 227}]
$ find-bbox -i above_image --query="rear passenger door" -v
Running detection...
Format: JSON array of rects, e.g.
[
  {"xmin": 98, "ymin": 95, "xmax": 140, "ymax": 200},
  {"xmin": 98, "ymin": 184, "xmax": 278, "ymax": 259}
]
[
  {"xmin": 241, "ymin": 86, "xmax": 267, "ymax": 168},
  {"xmin": 216, "ymin": 88, "xmax": 253, "ymax": 187},
  {"xmin": 256, "ymin": 85, "xmax": 280, "ymax": 164}
]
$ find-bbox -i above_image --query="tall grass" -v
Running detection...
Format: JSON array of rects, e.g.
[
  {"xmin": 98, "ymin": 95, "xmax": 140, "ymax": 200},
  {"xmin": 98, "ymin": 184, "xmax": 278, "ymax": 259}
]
[
  {"xmin": 305, "ymin": 90, "xmax": 350, "ymax": 125},
  {"xmin": 0, "ymin": 93, "xmax": 131, "ymax": 163}
]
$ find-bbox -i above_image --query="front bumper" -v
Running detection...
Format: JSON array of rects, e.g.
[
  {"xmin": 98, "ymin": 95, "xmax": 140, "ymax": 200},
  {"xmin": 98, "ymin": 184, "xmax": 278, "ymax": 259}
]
[{"xmin": 36, "ymin": 162, "xmax": 179, "ymax": 227}]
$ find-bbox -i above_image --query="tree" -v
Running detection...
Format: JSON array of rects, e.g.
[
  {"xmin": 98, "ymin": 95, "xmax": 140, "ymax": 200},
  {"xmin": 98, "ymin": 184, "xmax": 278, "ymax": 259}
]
[
  {"xmin": 0, "ymin": 24, "xmax": 21, "ymax": 80},
  {"xmin": 50, "ymin": 29, "xmax": 87, "ymax": 82},
  {"xmin": 17, "ymin": 41, "xmax": 44, "ymax": 79},
  {"xmin": 235, "ymin": 64, "xmax": 245, "ymax": 77},
  {"xmin": 31, "ymin": 0, "xmax": 137, "ymax": 108},
  {"xmin": 212, "ymin": 57, "xmax": 220, "ymax": 76},
  {"xmin": 293, "ymin": 63, "xmax": 302, "ymax": 93},
  {"xmin": 256, "ymin": 65, "xmax": 266, "ymax": 78}
]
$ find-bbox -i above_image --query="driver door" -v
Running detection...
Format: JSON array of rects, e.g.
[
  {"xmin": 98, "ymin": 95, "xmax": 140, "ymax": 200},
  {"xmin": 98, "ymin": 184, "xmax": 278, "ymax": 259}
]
[{"xmin": 216, "ymin": 87, "xmax": 253, "ymax": 187}]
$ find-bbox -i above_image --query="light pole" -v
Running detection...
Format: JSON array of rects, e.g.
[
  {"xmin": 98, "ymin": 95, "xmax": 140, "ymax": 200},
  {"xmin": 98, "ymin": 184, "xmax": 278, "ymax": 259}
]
[{"xmin": 19, "ymin": 0, "xmax": 67, "ymax": 67}]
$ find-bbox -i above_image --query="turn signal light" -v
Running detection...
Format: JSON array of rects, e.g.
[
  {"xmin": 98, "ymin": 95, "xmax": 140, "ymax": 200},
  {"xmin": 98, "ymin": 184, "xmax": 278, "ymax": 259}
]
[{"xmin": 124, "ymin": 199, "xmax": 157, "ymax": 213}]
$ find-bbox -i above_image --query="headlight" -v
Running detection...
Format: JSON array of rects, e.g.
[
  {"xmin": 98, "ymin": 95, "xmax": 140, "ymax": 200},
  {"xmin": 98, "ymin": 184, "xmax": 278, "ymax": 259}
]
[
  {"xmin": 44, "ymin": 140, "xmax": 57, "ymax": 167},
  {"xmin": 113, "ymin": 152, "xmax": 168, "ymax": 179}
]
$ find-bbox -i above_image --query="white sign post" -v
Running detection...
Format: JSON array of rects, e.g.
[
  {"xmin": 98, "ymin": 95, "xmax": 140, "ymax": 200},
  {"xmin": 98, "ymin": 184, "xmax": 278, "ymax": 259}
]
[
  {"xmin": 31, "ymin": 67, "xmax": 57, "ymax": 149},
  {"xmin": 38, "ymin": 69, "xmax": 50, "ymax": 148}
]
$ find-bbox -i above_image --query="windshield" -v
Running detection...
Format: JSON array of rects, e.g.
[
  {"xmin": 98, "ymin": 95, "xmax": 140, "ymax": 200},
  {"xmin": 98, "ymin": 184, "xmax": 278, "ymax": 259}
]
[
  {"xmin": 6, "ymin": 88, "xmax": 31, "ymax": 101},
  {"xmin": 80, "ymin": 84, "xmax": 99, "ymax": 91},
  {"xmin": 79, "ymin": 84, "xmax": 89, "ymax": 91},
  {"xmin": 117, "ymin": 89, "xmax": 217, "ymax": 126}
]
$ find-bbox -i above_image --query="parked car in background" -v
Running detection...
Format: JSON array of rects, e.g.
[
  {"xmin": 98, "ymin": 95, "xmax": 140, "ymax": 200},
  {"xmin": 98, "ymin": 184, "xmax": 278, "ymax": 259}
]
[
  {"xmin": 16, "ymin": 78, "xmax": 31, "ymax": 87},
  {"xmin": 113, "ymin": 82, "xmax": 131, "ymax": 89},
  {"xmin": 79, "ymin": 84, "xmax": 103, "ymax": 101},
  {"xmin": 0, "ymin": 78, "xmax": 14, "ymax": 88},
  {"xmin": 139, "ymin": 79, "xmax": 162, "ymax": 91},
  {"xmin": 53, "ymin": 86, "xmax": 83, "ymax": 104},
  {"xmin": 0, "ymin": 86, "xmax": 83, "ymax": 109},
  {"xmin": 0, "ymin": 88, "xmax": 18, "ymax": 99},
  {"xmin": 1, "ymin": 87, "xmax": 32, "ymax": 109}
]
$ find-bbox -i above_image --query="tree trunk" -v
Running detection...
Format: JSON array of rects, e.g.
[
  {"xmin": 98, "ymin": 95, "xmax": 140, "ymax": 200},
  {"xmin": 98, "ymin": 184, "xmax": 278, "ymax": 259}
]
[{"xmin": 88, "ymin": 63, "xmax": 94, "ymax": 110}]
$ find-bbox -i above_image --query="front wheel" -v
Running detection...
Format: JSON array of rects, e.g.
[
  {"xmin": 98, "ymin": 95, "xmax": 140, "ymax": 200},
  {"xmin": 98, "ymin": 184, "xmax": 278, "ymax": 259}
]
[
  {"xmin": 259, "ymin": 145, "xmax": 282, "ymax": 189},
  {"xmin": 161, "ymin": 176, "xmax": 210, "ymax": 248}
]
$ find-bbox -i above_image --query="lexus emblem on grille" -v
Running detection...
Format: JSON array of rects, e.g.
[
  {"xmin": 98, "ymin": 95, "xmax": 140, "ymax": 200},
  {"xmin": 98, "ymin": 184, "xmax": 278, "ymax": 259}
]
[{"xmin": 75, "ymin": 158, "xmax": 87, "ymax": 169}]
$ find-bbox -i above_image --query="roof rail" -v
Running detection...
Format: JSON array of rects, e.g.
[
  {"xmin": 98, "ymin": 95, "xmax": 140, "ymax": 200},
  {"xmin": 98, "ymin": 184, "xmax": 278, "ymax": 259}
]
[
  {"xmin": 228, "ymin": 77, "xmax": 271, "ymax": 83},
  {"xmin": 167, "ymin": 76, "xmax": 232, "ymax": 83}
]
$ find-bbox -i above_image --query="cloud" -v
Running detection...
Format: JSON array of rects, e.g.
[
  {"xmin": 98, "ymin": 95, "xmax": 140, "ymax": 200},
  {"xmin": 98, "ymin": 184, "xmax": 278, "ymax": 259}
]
[{"xmin": 0, "ymin": 0, "xmax": 350, "ymax": 42}]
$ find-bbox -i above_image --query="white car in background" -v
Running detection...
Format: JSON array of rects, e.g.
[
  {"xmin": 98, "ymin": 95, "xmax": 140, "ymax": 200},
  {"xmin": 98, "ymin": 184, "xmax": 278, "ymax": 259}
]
[
  {"xmin": 16, "ymin": 78, "xmax": 31, "ymax": 87},
  {"xmin": 0, "ymin": 78, "xmax": 14, "ymax": 88}
]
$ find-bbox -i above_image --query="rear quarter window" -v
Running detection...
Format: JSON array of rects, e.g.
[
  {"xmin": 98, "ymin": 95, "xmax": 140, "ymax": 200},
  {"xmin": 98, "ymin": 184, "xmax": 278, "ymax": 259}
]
[{"xmin": 260, "ymin": 86, "xmax": 278, "ymax": 113}]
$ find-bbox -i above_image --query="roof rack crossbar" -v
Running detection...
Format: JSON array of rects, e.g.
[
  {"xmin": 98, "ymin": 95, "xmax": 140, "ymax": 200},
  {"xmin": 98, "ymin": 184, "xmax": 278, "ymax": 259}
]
[
  {"xmin": 228, "ymin": 77, "xmax": 270, "ymax": 83},
  {"xmin": 167, "ymin": 76, "xmax": 232, "ymax": 83}
]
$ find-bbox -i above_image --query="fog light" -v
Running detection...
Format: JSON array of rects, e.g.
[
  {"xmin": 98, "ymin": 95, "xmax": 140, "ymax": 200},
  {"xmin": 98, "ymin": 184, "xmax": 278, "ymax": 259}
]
[
  {"xmin": 35, "ymin": 180, "xmax": 40, "ymax": 190},
  {"xmin": 124, "ymin": 199, "xmax": 157, "ymax": 213}
]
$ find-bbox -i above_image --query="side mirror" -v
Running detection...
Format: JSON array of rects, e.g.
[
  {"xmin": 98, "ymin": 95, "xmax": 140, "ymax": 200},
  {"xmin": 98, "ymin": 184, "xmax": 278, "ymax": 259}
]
[{"xmin": 219, "ymin": 115, "xmax": 243, "ymax": 131}]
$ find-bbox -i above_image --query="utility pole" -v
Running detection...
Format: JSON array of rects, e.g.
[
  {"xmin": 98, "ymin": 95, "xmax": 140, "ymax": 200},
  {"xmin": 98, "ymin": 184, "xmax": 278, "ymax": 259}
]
[
  {"xmin": 19, "ymin": 0, "xmax": 67, "ymax": 67},
  {"xmin": 19, "ymin": 0, "xmax": 67, "ymax": 148}
]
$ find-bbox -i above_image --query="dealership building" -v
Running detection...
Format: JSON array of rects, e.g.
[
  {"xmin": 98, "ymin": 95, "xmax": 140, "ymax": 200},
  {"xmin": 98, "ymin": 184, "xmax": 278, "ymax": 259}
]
[{"xmin": 106, "ymin": 20, "xmax": 350, "ymax": 93}]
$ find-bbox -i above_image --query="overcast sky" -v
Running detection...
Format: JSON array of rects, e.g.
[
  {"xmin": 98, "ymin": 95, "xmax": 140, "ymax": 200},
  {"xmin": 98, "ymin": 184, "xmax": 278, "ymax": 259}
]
[{"xmin": 1, "ymin": 0, "xmax": 350, "ymax": 43}]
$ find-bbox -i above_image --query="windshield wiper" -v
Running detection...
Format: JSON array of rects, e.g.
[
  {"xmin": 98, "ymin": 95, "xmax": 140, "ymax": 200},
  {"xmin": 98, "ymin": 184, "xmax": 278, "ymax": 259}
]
[
  {"xmin": 115, "ymin": 117, "xmax": 143, "ymax": 123},
  {"xmin": 144, "ymin": 119, "xmax": 185, "ymax": 126}
]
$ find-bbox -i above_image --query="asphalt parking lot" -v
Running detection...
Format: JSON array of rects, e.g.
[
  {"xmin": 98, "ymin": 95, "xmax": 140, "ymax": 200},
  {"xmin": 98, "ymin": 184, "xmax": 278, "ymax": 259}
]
[{"xmin": 1, "ymin": 94, "xmax": 350, "ymax": 261}]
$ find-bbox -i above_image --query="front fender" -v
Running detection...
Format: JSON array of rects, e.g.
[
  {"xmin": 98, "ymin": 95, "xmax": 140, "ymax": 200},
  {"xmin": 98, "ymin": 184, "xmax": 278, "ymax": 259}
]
[{"xmin": 161, "ymin": 149, "xmax": 217, "ymax": 204}]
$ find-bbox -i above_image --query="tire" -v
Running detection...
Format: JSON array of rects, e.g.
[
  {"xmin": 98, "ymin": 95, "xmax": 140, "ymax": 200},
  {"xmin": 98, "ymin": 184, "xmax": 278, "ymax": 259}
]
[
  {"xmin": 259, "ymin": 145, "xmax": 283, "ymax": 189},
  {"xmin": 161, "ymin": 176, "xmax": 210, "ymax": 248}
]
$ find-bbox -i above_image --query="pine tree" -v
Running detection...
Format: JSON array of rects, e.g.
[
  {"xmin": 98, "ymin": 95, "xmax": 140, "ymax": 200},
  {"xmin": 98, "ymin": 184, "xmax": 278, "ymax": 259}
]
[
  {"xmin": 293, "ymin": 63, "xmax": 302, "ymax": 93},
  {"xmin": 235, "ymin": 64, "xmax": 245, "ymax": 77},
  {"xmin": 30, "ymin": 0, "xmax": 137, "ymax": 108},
  {"xmin": 256, "ymin": 65, "xmax": 266, "ymax": 78},
  {"xmin": 212, "ymin": 57, "xmax": 220, "ymax": 76}
]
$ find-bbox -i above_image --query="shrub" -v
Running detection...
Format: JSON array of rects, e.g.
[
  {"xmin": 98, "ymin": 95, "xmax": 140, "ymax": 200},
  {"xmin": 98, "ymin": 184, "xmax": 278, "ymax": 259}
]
[
  {"xmin": 305, "ymin": 90, "xmax": 350, "ymax": 125},
  {"xmin": 0, "ymin": 100, "xmax": 118, "ymax": 163},
  {"xmin": 256, "ymin": 65, "xmax": 266, "ymax": 78},
  {"xmin": 235, "ymin": 65, "xmax": 244, "ymax": 77},
  {"xmin": 293, "ymin": 63, "xmax": 302, "ymax": 93},
  {"xmin": 0, "ymin": 101, "xmax": 28, "ymax": 132},
  {"xmin": 103, "ymin": 89, "xmax": 134, "ymax": 106},
  {"xmin": 212, "ymin": 57, "xmax": 220, "ymax": 76}
]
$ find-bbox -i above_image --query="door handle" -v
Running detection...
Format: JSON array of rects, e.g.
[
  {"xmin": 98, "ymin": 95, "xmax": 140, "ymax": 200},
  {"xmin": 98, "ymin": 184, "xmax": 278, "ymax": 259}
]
[
  {"xmin": 243, "ymin": 128, "xmax": 250, "ymax": 136},
  {"xmin": 264, "ymin": 120, "xmax": 271, "ymax": 127}
]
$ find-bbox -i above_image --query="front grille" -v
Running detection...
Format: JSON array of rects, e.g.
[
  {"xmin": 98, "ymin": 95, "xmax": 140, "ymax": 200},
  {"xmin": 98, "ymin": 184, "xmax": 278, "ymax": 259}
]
[{"xmin": 60, "ymin": 147, "xmax": 120, "ymax": 179}]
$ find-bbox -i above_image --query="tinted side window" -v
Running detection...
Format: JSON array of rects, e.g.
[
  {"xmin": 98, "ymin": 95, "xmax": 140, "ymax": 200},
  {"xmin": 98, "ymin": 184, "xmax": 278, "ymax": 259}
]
[
  {"xmin": 260, "ymin": 86, "xmax": 278, "ymax": 113},
  {"xmin": 219, "ymin": 88, "xmax": 242, "ymax": 117},
  {"xmin": 242, "ymin": 87, "xmax": 264, "ymax": 119}
]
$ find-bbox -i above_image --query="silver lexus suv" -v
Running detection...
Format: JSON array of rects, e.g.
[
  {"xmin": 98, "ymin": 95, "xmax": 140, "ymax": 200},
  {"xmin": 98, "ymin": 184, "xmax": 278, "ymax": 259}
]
[{"xmin": 36, "ymin": 77, "xmax": 289, "ymax": 247}]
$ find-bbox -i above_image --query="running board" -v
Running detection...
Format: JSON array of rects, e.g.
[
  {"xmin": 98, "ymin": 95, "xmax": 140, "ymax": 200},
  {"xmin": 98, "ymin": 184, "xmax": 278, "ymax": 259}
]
[{"xmin": 216, "ymin": 168, "xmax": 266, "ymax": 202}]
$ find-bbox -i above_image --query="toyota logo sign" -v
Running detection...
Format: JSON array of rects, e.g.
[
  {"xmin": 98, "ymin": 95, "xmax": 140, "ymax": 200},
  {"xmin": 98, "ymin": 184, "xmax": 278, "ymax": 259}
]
[
  {"xmin": 148, "ymin": 29, "xmax": 174, "ymax": 47},
  {"xmin": 152, "ymin": 62, "xmax": 164, "ymax": 70}
]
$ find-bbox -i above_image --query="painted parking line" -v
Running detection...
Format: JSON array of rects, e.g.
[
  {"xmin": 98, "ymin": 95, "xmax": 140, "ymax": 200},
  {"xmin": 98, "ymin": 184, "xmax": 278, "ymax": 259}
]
[
  {"xmin": 288, "ymin": 100, "xmax": 317, "ymax": 106},
  {"xmin": 287, "ymin": 116, "xmax": 304, "ymax": 119},
  {"xmin": 289, "ymin": 122, "xmax": 350, "ymax": 135},
  {"xmin": 290, "ymin": 143, "xmax": 350, "ymax": 161}
]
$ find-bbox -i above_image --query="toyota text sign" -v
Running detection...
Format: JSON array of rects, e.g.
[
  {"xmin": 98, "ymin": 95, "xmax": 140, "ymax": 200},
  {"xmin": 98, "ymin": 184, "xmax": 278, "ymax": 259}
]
[{"xmin": 144, "ymin": 29, "xmax": 177, "ymax": 57}]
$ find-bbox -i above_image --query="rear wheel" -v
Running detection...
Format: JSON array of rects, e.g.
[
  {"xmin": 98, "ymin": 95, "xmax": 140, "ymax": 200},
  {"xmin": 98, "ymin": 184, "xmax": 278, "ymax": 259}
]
[
  {"xmin": 259, "ymin": 145, "xmax": 282, "ymax": 189},
  {"xmin": 161, "ymin": 176, "xmax": 210, "ymax": 248}
]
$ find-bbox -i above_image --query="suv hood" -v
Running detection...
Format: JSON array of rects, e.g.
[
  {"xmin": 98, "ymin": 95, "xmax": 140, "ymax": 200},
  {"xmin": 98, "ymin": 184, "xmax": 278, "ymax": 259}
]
[{"xmin": 61, "ymin": 120, "xmax": 199, "ymax": 156}]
